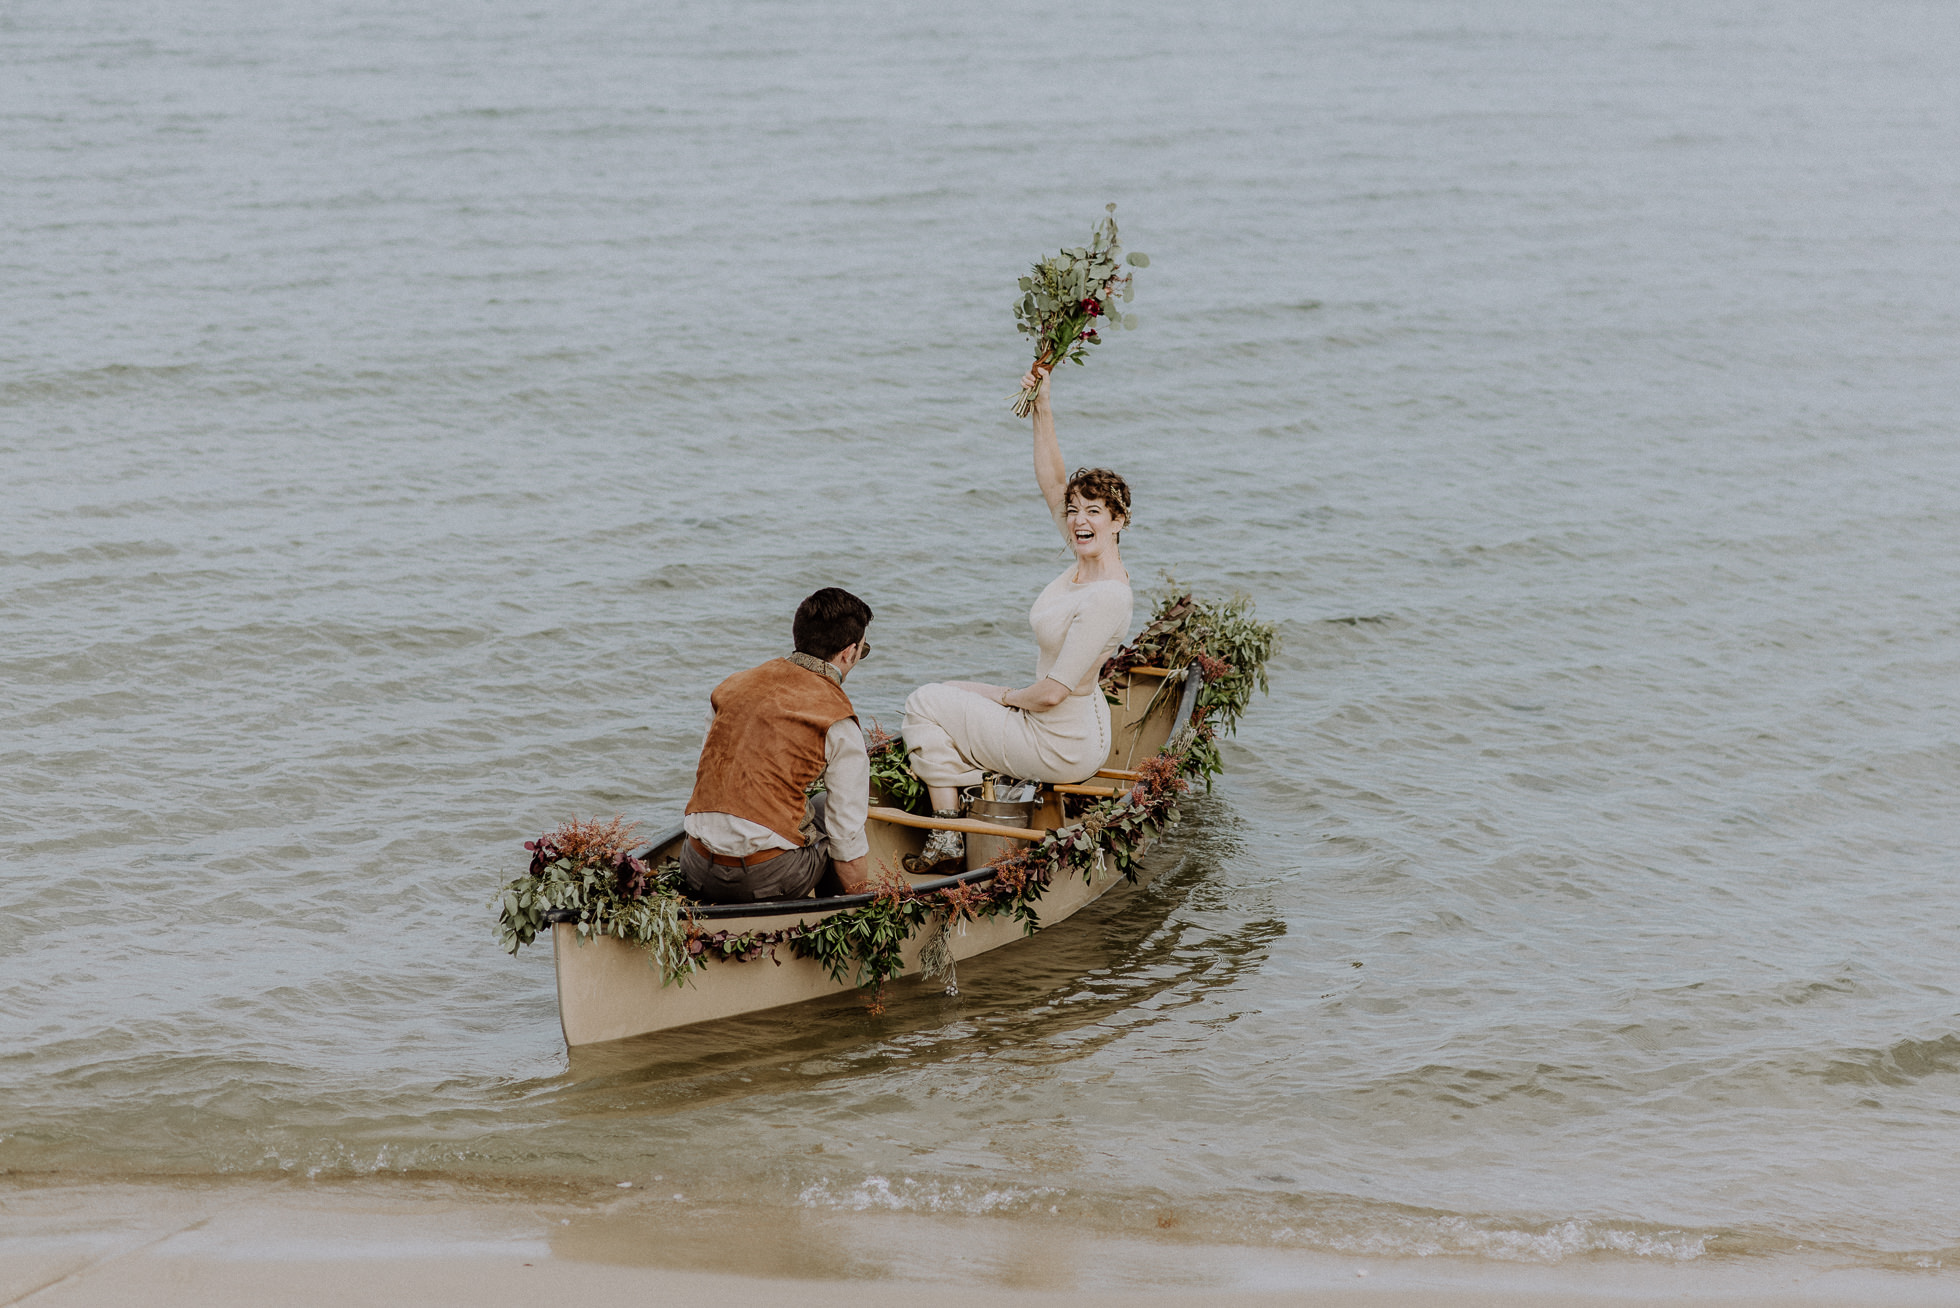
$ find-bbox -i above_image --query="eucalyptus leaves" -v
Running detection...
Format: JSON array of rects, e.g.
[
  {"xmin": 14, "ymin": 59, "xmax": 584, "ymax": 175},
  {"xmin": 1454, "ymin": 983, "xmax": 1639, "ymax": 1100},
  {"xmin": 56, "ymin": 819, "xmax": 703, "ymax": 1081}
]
[
  {"xmin": 495, "ymin": 817, "xmax": 700, "ymax": 986},
  {"xmin": 1101, "ymin": 585, "xmax": 1279, "ymax": 789},
  {"xmin": 1011, "ymin": 204, "xmax": 1150, "ymax": 418},
  {"xmin": 865, "ymin": 721, "xmax": 928, "ymax": 813}
]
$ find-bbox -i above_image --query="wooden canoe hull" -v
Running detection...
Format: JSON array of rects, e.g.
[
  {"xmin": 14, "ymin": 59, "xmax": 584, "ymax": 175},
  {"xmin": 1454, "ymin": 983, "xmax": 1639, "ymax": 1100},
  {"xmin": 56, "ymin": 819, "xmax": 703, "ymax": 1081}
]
[
  {"xmin": 553, "ymin": 851, "xmax": 1125, "ymax": 1046},
  {"xmin": 551, "ymin": 665, "xmax": 1192, "ymax": 1047}
]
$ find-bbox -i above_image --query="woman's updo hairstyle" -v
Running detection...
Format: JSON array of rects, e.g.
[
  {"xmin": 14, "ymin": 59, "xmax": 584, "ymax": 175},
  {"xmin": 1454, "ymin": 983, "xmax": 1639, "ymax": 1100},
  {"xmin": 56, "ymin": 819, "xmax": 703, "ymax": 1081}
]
[{"xmin": 1064, "ymin": 466, "xmax": 1132, "ymax": 527}]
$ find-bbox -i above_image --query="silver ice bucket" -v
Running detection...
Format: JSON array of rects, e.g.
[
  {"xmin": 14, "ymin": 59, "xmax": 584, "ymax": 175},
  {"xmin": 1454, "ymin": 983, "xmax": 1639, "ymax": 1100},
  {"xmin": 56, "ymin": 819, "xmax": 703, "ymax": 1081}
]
[{"xmin": 964, "ymin": 796, "xmax": 1036, "ymax": 872}]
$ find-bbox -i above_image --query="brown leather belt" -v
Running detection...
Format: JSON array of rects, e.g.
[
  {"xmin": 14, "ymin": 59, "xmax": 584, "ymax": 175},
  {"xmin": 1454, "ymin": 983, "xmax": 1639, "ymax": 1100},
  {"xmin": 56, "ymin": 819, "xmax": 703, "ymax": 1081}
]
[{"xmin": 687, "ymin": 835, "xmax": 790, "ymax": 869}]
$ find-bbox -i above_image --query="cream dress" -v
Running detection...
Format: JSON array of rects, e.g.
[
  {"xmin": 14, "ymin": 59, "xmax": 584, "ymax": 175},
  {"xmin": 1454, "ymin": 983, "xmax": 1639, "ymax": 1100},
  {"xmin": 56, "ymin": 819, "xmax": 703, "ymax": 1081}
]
[{"xmin": 903, "ymin": 568, "xmax": 1134, "ymax": 787}]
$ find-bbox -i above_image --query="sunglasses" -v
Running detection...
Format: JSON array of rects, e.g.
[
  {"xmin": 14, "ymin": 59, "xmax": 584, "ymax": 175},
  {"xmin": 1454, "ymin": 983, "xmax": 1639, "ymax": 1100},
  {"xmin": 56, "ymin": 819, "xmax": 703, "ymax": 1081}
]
[{"xmin": 855, "ymin": 638, "xmax": 872, "ymax": 661}]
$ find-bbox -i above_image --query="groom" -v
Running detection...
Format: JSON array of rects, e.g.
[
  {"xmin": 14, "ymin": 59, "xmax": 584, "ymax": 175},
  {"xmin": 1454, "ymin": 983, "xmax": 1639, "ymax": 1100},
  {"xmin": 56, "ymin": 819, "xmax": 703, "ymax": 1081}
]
[{"xmin": 681, "ymin": 588, "xmax": 873, "ymax": 902}]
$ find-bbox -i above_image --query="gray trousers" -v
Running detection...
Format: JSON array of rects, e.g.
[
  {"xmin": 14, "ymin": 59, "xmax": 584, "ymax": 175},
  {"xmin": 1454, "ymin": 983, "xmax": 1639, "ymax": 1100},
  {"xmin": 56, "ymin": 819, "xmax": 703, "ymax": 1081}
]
[{"xmin": 681, "ymin": 794, "xmax": 832, "ymax": 904}]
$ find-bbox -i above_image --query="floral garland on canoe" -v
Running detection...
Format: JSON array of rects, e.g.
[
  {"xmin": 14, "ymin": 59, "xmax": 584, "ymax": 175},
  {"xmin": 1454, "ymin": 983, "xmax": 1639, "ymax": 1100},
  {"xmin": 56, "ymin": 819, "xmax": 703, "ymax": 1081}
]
[{"xmin": 493, "ymin": 587, "xmax": 1277, "ymax": 1010}]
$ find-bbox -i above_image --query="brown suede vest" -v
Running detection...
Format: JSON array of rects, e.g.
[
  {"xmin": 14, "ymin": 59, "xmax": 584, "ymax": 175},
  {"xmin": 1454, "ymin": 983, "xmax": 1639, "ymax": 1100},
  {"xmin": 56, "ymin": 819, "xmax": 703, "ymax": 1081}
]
[{"xmin": 685, "ymin": 657, "xmax": 857, "ymax": 846}]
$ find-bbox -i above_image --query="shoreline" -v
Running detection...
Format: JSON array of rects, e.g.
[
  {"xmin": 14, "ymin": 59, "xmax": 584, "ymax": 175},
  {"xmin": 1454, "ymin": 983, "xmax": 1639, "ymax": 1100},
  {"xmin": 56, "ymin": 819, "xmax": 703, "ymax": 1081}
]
[{"xmin": 4, "ymin": 1177, "xmax": 1955, "ymax": 1307}]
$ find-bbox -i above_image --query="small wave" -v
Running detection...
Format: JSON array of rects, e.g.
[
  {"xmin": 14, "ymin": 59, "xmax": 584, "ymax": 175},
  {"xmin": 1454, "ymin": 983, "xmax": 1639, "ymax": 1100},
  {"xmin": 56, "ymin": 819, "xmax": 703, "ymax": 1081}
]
[
  {"xmin": 1820, "ymin": 1034, "xmax": 1960, "ymax": 1088},
  {"xmin": 798, "ymin": 1174, "xmax": 1062, "ymax": 1217},
  {"xmin": 0, "ymin": 363, "xmax": 201, "ymax": 404},
  {"xmin": 0, "ymin": 540, "xmax": 180, "ymax": 568},
  {"xmin": 793, "ymin": 1173, "xmax": 1712, "ymax": 1264},
  {"xmin": 1277, "ymin": 1213, "xmax": 1708, "ymax": 1264}
]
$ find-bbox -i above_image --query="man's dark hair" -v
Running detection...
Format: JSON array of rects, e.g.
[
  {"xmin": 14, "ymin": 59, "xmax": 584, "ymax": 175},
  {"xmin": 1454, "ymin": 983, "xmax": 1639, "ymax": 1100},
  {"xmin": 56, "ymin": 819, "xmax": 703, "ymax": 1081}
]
[{"xmin": 793, "ymin": 587, "xmax": 873, "ymax": 661}]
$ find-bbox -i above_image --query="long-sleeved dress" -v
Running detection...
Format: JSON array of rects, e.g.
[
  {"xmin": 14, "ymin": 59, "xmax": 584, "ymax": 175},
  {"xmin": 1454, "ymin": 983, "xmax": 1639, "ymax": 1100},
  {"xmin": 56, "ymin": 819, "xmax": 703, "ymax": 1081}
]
[{"xmin": 902, "ymin": 567, "xmax": 1134, "ymax": 788}]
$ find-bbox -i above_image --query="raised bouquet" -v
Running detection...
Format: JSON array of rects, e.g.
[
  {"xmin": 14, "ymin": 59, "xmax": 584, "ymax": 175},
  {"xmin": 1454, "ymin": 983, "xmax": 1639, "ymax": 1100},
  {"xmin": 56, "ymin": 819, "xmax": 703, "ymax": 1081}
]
[{"xmin": 1010, "ymin": 204, "xmax": 1150, "ymax": 417}]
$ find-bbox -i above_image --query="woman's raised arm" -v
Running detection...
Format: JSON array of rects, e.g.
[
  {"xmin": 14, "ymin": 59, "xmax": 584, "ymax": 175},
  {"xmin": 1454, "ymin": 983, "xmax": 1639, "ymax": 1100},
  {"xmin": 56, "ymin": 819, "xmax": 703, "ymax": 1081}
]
[{"xmin": 1025, "ymin": 368, "xmax": 1069, "ymax": 537}]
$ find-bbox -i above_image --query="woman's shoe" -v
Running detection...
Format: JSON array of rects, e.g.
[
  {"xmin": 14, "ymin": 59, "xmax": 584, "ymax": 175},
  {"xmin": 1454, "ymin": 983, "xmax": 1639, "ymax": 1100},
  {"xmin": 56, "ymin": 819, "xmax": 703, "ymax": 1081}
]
[{"xmin": 918, "ymin": 812, "xmax": 964, "ymax": 868}]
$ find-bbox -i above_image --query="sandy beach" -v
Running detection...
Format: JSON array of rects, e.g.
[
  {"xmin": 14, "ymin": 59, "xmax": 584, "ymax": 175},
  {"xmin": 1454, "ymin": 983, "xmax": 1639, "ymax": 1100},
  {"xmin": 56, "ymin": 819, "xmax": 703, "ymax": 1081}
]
[{"xmin": 4, "ymin": 1179, "xmax": 1955, "ymax": 1308}]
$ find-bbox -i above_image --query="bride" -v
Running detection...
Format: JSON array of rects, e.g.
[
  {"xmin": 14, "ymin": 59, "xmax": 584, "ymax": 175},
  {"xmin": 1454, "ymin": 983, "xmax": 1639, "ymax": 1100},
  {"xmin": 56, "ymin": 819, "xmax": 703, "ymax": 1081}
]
[{"xmin": 901, "ymin": 368, "xmax": 1135, "ymax": 866}]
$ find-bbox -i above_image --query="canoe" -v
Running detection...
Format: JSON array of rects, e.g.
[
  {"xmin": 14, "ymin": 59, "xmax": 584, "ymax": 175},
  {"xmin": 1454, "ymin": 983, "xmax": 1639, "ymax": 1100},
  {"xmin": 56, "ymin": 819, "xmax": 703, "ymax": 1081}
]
[{"xmin": 550, "ymin": 664, "xmax": 1205, "ymax": 1047}]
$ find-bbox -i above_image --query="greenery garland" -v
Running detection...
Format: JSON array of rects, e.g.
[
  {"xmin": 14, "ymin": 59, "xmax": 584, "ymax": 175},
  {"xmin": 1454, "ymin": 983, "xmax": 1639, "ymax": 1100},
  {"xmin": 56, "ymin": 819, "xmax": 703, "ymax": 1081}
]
[
  {"xmin": 494, "ymin": 817, "xmax": 702, "ymax": 986},
  {"xmin": 1102, "ymin": 583, "xmax": 1279, "ymax": 789},
  {"xmin": 492, "ymin": 588, "xmax": 1277, "ymax": 1004}
]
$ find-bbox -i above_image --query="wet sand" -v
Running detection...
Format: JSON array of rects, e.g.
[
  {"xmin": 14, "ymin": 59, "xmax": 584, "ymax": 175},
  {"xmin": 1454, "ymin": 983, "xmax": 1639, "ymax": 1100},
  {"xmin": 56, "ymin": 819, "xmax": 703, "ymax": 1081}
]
[{"xmin": 4, "ymin": 1179, "xmax": 1954, "ymax": 1307}]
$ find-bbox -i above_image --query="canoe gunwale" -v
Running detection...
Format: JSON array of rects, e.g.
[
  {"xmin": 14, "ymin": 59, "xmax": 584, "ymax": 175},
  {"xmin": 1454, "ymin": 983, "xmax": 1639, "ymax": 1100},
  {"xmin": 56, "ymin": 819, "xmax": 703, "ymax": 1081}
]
[{"xmin": 545, "ymin": 664, "xmax": 1203, "ymax": 925}]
